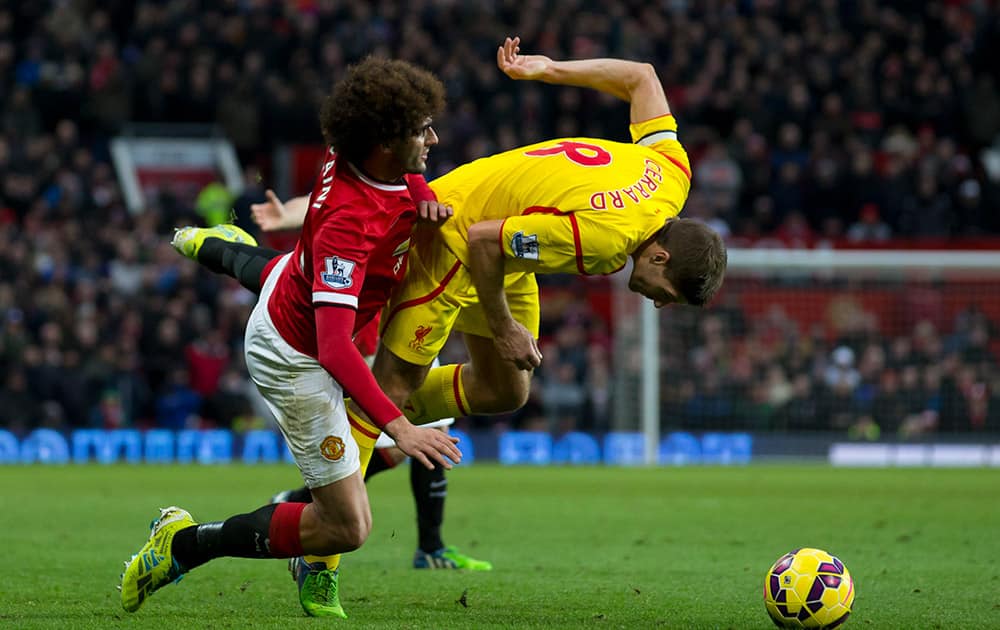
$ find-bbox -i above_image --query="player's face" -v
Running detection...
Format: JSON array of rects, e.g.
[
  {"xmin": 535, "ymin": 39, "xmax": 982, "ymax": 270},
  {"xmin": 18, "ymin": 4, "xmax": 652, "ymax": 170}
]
[
  {"xmin": 628, "ymin": 250, "xmax": 686, "ymax": 309},
  {"xmin": 391, "ymin": 117, "xmax": 438, "ymax": 174}
]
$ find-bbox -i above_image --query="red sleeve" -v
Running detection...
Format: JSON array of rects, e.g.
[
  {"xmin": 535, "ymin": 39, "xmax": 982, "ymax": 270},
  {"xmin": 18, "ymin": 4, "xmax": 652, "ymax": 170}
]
[
  {"xmin": 353, "ymin": 313, "xmax": 380, "ymax": 357},
  {"xmin": 404, "ymin": 174, "xmax": 437, "ymax": 204},
  {"xmin": 316, "ymin": 305, "xmax": 401, "ymax": 428}
]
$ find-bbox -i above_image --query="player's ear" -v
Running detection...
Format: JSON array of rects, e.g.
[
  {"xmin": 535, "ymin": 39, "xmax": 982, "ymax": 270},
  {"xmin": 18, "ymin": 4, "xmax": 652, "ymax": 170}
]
[{"xmin": 650, "ymin": 246, "xmax": 670, "ymax": 267}]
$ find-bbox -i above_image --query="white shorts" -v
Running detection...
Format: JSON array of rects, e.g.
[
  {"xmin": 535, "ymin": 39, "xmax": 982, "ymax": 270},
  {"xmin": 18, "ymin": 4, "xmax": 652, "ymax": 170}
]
[{"xmin": 244, "ymin": 253, "xmax": 360, "ymax": 488}]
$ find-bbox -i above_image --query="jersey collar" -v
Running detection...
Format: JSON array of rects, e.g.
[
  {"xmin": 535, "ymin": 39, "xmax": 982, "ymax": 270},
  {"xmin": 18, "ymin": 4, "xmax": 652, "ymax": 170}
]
[{"xmin": 347, "ymin": 162, "xmax": 408, "ymax": 192}]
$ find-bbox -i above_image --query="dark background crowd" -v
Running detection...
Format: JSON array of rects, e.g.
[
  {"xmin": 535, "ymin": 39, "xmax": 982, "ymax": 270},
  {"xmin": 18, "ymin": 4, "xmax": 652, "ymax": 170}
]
[{"xmin": 2, "ymin": 1, "xmax": 1000, "ymax": 439}]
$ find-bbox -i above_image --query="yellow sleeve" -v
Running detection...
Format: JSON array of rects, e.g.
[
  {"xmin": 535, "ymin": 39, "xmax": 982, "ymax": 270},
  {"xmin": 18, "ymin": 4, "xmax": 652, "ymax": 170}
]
[
  {"xmin": 499, "ymin": 212, "xmax": 632, "ymax": 276},
  {"xmin": 629, "ymin": 114, "xmax": 691, "ymax": 179}
]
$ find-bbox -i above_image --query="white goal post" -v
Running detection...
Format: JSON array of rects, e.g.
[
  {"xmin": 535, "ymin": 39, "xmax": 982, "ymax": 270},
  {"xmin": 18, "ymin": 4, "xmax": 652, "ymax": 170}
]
[{"xmin": 634, "ymin": 248, "xmax": 1000, "ymax": 464}]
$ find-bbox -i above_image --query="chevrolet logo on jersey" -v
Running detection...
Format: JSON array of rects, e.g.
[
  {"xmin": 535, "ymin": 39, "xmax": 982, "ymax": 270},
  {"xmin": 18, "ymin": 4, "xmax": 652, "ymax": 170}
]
[
  {"xmin": 321, "ymin": 256, "xmax": 356, "ymax": 289},
  {"xmin": 511, "ymin": 231, "xmax": 539, "ymax": 260}
]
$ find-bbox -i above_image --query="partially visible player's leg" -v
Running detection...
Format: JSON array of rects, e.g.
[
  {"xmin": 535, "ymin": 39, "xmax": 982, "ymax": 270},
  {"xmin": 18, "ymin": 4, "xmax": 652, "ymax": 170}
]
[
  {"xmin": 387, "ymin": 274, "xmax": 537, "ymax": 572},
  {"xmin": 171, "ymin": 224, "xmax": 281, "ymax": 293},
  {"xmin": 241, "ymin": 262, "xmax": 371, "ymax": 617},
  {"xmin": 456, "ymin": 332, "xmax": 532, "ymax": 413},
  {"xmin": 368, "ymin": 445, "xmax": 406, "ymax": 476},
  {"xmin": 366, "ymin": 346, "xmax": 491, "ymax": 570},
  {"xmin": 119, "ymin": 472, "xmax": 368, "ymax": 616},
  {"xmin": 449, "ymin": 270, "xmax": 539, "ymax": 414},
  {"xmin": 385, "ymin": 268, "xmax": 538, "ymax": 420}
]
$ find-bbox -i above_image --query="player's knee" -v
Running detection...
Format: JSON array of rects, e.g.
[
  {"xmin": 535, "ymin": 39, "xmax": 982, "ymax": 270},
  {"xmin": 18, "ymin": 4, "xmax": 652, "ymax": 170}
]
[
  {"xmin": 310, "ymin": 493, "xmax": 373, "ymax": 553},
  {"xmin": 316, "ymin": 512, "xmax": 371, "ymax": 553},
  {"xmin": 480, "ymin": 377, "xmax": 531, "ymax": 413},
  {"xmin": 337, "ymin": 514, "xmax": 372, "ymax": 552},
  {"xmin": 504, "ymin": 372, "xmax": 532, "ymax": 409},
  {"xmin": 510, "ymin": 378, "xmax": 531, "ymax": 409}
]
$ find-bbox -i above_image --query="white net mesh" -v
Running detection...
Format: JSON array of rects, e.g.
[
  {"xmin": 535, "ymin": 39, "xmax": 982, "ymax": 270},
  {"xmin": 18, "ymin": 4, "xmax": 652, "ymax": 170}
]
[{"xmin": 613, "ymin": 249, "xmax": 1000, "ymax": 438}]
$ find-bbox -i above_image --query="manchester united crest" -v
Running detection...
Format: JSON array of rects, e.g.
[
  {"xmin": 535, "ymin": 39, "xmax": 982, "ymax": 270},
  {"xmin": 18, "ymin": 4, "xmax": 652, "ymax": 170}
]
[{"xmin": 319, "ymin": 435, "xmax": 345, "ymax": 461}]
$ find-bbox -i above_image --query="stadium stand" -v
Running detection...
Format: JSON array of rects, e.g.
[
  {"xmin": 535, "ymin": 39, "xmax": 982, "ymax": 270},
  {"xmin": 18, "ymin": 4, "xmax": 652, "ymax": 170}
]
[{"xmin": 1, "ymin": 2, "xmax": 999, "ymax": 438}]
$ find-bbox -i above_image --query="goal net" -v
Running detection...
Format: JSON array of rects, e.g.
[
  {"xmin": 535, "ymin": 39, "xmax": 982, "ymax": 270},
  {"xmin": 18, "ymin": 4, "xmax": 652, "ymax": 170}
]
[{"xmin": 613, "ymin": 249, "xmax": 1000, "ymax": 454}]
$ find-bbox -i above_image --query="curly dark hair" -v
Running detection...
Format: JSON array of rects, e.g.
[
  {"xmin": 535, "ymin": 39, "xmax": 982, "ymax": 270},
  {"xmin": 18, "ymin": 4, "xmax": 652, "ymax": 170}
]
[
  {"xmin": 656, "ymin": 218, "xmax": 727, "ymax": 307},
  {"xmin": 319, "ymin": 57, "xmax": 445, "ymax": 163}
]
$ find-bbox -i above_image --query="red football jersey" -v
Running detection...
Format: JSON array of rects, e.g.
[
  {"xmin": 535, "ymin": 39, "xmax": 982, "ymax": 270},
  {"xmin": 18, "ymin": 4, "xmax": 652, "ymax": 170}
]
[{"xmin": 267, "ymin": 148, "xmax": 416, "ymax": 360}]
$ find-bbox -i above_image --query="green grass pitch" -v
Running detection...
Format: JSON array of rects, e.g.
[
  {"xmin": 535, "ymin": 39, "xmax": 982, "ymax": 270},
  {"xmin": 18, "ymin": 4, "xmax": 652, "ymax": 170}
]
[{"xmin": 2, "ymin": 464, "xmax": 998, "ymax": 629}]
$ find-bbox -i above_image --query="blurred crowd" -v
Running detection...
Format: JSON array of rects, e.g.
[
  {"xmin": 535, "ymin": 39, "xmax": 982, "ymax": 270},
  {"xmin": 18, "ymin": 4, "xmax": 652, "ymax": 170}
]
[
  {"xmin": 2, "ymin": 1, "xmax": 1000, "ymax": 435},
  {"xmin": 649, "ymin": 284, "xmax": 1000, "ymax": 437}
]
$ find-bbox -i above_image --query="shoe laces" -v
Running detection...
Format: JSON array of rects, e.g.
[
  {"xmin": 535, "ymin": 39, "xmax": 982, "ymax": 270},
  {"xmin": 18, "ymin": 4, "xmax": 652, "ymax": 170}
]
[{"xmin": 307, "ymin": 570, "xmax": 336, "ymax": 604}]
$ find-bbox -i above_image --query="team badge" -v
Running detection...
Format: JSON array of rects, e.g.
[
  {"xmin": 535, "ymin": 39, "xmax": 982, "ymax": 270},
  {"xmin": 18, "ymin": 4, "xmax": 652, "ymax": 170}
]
[
  {"xmin": 321, "ymin": 256, "xmax": 356, "ymax": 289},
  {"xmin": 511, "ymin": 231, "xmax": 539, "ymax": 260},
  {"xmin": 410, "ymin": 324, "xmax": 433, "ymax": 350},
  {"xmin": 319, "ymin": 435, "xmax": 345, "ymax": 461}
]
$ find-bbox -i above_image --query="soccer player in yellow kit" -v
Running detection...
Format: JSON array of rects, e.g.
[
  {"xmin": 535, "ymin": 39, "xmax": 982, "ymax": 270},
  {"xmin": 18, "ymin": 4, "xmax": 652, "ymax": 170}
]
[{"xmin": 374, "ymin": 36, "xmax": 727, "ymax": 428}]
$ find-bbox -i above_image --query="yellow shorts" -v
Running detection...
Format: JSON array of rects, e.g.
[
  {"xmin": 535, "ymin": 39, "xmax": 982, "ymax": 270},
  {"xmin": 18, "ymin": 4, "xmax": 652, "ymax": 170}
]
[{"xmin": 379, "ymin": 230, "xmax": 540, "ymax": 366}]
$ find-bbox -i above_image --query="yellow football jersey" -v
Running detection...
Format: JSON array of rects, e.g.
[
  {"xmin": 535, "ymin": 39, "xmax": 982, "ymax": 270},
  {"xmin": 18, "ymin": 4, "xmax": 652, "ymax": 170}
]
[{"xmin": 429, "ymin": 114, "xmax": 691, "ymax": 276}]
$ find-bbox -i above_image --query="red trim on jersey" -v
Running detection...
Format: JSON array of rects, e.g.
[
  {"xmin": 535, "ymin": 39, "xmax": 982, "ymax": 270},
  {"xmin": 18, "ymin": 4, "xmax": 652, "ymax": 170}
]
[
  {"xmin": 348, "ymin": 414, "xmax": 380, "ymax": 440},
  {"xmin": 523, "ymin": 205, "xmax": 570, "ymax": 215},
  {"xmin": 567, "ymin": 214, "xmax": 586, "ymax": 274},
  {"xmin": 452, "ymin": 364, "xmax": 468, "ymax": 416},
  {"xmin": 632, "ymin": 112, "xmax": 675, "ymax": 125},
  {"xmin": 380, "ymin": 259, "xmax": 463, "ymax": 331},
  {"xmin": 498, "ymin": 218, "xmax": 508, "ymax": 251},
  {"xmin": 519, "ymin": 206, "xmax": 587, "ymax": 274},
  {"xmin": 660, "ymin": 153, "xmax": 692, "ymax": 180}
]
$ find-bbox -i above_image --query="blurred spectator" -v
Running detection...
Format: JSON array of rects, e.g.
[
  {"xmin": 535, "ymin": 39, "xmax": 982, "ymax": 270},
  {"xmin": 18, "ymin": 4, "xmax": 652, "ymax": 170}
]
[
  {"xmin": 846, "ymin": 204, "xmax": 892, "ymax": 243},
  {"xmin": 155, "ymin": 367, "xmax": 202, "ymax": 431}
]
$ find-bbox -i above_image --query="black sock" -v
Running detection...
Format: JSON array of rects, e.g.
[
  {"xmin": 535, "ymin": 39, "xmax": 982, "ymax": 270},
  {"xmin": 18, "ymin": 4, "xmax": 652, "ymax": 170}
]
[
  {"xmin": 364, "ymin": 448, "xmax": 398, "ymax": 481},
  {"xmin": 172, "ymin": 503, "xmax": 278, "ymax": 571},
  {"xmin": 197, "ymin": 239, "xmax": 281, "ymax": 294},
  {"xmin": 280, "ymin": 486, "xmax": 312, "ymax": 503},
  {"xmin": 411, "ymin": 458, "xmax": 446, "ymax": 553}
]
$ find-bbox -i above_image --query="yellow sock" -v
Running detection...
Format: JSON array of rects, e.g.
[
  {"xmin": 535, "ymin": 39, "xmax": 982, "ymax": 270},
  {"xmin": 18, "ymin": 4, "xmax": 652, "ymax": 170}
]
[
  {"xmin": 404, "ymin": 364, "xmax": 468, "ymax": 424},
  {"xmin": 303, "ymin": 401, "xmax": 382, "ymax": 572},
  {"xmin": 346, "ymin": 401, "xmax": 381, "ymax": 477},
  {"xmin": 303, "ymin": 552, "xmax": 342, "ymax": 572}
]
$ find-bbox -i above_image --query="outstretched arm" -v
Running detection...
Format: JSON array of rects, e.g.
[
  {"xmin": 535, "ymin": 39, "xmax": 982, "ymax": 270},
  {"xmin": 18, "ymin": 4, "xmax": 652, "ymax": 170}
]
[
  {"xmin": 252, "ymin": 182, "xmax": 452, "ymax": 232},
  {"xmin": 251, "ymin": 190, "xmax": 309, "ymax": 232},
  {"xmin": 496, "ymin": 36, "xmax": 670, "ymax": 123}
]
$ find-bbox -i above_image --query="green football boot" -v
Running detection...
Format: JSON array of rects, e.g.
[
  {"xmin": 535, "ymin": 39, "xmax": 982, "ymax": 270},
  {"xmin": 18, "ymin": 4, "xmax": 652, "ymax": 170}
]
[
  {"xmin": 413, "ymin": 545, "xmax": 493, "ymax": 571},
  {"xmin": 171, "ymin": 224, "xmax": 257, "ymax": 260},
  {"xmin": 289, "ymin": 556, "xmax": 347, "ymax": 618}
]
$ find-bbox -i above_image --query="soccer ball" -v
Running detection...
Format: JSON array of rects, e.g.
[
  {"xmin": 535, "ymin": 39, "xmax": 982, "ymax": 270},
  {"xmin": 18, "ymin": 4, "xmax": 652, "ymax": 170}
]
[{"xmin": 763, "ymin": 548, "xmax": 855, "ymax": 629}]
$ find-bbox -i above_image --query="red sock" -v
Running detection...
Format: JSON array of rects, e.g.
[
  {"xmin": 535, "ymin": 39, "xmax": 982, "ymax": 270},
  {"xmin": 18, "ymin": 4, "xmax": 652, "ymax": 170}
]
[{"xmin": 268, "ymin": 502, "xmax": 306, "ymax": 557}]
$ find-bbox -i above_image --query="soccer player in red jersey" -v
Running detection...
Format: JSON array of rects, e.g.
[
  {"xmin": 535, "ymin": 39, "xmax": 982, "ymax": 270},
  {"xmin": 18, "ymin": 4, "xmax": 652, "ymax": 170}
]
[{"xmin": 120, "ymin": 57, "xmax": 460, "ymax": 619}]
